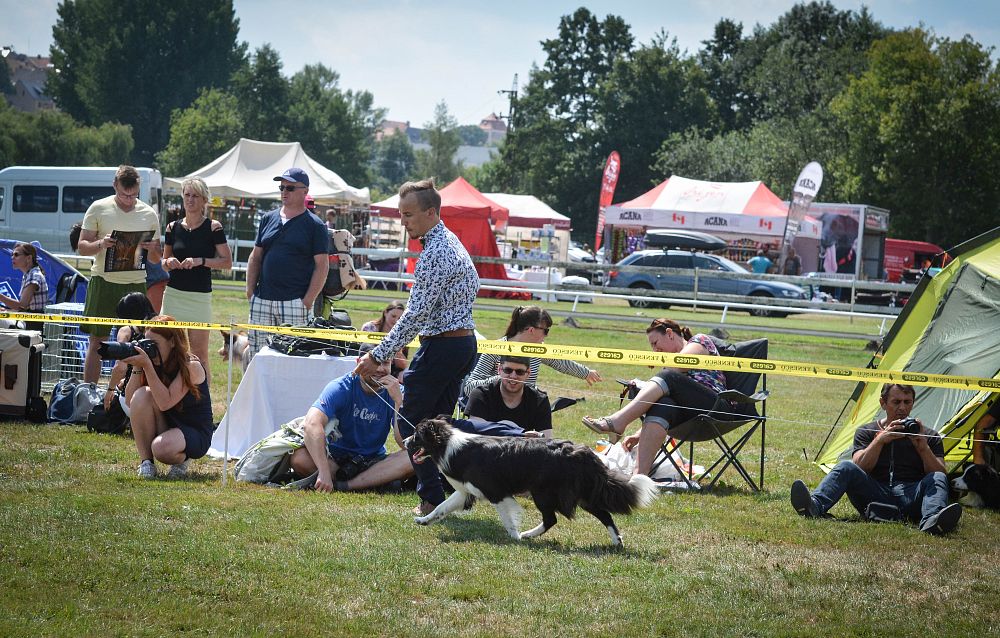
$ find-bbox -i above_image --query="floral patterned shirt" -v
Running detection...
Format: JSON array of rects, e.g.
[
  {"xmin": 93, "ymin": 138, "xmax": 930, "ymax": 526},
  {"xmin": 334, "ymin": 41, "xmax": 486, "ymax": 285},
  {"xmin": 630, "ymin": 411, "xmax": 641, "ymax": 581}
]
[
  {"xmin": 371, "ymin": 221, "xmax": 479, "ymax": 363},
  {"xmin": 686, "ymin": 333, "xmax": 727, "ymax": 394}
]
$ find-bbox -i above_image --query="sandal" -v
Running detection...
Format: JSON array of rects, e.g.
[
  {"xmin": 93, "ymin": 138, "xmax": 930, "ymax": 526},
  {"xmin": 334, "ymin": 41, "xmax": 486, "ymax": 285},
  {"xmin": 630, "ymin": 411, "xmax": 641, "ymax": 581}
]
[{"xmin": 582, "ymin": 416, "xmax": 620, "ymax": 444}]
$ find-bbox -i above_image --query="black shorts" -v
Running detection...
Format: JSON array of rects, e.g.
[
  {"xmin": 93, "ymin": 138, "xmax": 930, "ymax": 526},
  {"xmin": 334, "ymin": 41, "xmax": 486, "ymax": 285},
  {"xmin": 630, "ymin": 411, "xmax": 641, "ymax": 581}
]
[{"xmin": 329, "ymin": 451, "xmax": 387, "ymax": 481}]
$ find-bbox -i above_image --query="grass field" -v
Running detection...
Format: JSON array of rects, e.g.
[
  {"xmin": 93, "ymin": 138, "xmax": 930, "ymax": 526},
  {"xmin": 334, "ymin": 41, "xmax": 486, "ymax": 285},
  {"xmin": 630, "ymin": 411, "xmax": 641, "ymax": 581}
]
[{"xmin": 1, "ymin": 290, "xmax": 997, "ymax": 637}]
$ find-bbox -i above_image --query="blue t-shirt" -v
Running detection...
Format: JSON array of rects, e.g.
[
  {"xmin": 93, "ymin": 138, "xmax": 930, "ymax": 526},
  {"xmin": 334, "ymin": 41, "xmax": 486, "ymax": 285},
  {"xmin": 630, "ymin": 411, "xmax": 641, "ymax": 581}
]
[
  {"xmin": 748, "ymin": 255, "xmax": 772, "ymax": 274},
  {"xmin": 311, "ymin": 374, "xmax": 394, "ymax": 457},
  {"xmin": 254, "ymin": 209, "xmax": 328, "ymax": 301}
]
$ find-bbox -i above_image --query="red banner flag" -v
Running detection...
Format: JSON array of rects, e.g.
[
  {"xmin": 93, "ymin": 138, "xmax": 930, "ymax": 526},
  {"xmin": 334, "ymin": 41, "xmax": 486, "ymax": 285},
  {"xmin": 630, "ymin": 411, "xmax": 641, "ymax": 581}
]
[{"xmin": 595, "ymin": 151, "xmax": 621, "ymax": 251}]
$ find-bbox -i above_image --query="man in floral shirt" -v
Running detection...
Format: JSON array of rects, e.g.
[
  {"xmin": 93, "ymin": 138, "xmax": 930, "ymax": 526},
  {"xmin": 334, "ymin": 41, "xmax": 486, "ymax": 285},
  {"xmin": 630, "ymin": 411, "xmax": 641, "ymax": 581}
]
[{"xmin": 355, "ymin": 179, "xmax": 479, "ymax": 515}]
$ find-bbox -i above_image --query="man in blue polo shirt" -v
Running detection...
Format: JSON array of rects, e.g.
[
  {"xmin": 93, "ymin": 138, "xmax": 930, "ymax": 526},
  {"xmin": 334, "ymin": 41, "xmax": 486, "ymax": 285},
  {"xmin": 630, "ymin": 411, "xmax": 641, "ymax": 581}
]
[{"xmin": 244, "ymin": 167, "xmax": 329, "ymax": 366}]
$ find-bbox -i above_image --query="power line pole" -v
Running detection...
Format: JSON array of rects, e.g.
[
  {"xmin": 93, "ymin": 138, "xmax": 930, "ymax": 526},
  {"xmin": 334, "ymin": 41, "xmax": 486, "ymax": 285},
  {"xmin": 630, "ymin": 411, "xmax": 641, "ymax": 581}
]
[{"xmin": 498, "ymin": 73, "xmax": 518, "ymax": 132}]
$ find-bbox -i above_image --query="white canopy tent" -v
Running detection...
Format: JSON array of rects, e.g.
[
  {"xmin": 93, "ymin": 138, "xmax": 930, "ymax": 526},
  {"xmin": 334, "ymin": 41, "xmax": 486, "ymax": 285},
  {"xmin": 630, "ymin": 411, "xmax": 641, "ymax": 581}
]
[
  {"xmin": 485, "ymin": 193, "xmax": 571, "ymax": 262},
  {"xmin": 164, "ymin": 138, "xmax": 369, "ymax": 204}
]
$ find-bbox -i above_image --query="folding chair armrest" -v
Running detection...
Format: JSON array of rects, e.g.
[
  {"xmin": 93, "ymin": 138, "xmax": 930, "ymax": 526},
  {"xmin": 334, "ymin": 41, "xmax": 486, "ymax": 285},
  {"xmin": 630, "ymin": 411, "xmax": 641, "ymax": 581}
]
[{"xmin": 718, "ymin": 389, "xmax": 769, "ymax": 405}]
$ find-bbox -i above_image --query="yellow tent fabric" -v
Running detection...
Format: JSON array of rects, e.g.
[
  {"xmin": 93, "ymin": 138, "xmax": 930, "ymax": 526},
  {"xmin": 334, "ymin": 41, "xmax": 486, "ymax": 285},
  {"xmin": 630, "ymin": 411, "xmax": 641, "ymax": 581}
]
[{"xmin": 816, "ymin": 226, "xmax": 1000, "ymax": 471}]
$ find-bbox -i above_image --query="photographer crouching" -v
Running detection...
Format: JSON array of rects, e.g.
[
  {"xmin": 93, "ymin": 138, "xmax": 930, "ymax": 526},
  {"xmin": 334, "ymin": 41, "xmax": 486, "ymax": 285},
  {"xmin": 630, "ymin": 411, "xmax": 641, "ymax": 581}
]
[
  {"xmin": 109, "ymin": 315, "xmax": 213, "ymax": 479},
  {"xmin": 790, "ymin": 383, "xmax": 962, "ymax": 535}
]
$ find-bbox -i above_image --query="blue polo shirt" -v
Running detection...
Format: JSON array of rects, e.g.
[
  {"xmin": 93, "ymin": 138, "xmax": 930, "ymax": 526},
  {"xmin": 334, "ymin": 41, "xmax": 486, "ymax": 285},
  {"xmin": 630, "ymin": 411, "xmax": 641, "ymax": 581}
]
[
  {"xmin": 312, "ymin": 374, "xmax": 395, "ymax": 457},
  {"xmin": 254, "ymin": 209, "xmax": 328, "ymax": 301}
]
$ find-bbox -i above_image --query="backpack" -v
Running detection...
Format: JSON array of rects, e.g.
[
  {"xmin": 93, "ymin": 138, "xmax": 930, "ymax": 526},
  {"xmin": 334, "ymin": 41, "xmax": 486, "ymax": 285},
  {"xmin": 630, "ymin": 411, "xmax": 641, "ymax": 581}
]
[
  {"xmin": 233, "ymin": 416, "xmax": 340, "ymax": 484},
  {"xmin": 86, "ymin": 391, "xmax": 131, "ymax": 435},
  {"xmin": 267, "ymin": 315, "xmax": 358, "ymax": 358},
  {"xmin": 49, "ymin": 378, "xmax": 105, "ymax": 424}
]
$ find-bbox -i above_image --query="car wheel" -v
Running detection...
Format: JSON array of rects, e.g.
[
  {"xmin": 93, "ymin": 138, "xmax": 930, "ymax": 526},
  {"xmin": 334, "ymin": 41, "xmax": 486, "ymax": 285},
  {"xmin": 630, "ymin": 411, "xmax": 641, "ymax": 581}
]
[
  {"xmin": 747, "ymin": 291, "xmax": 785, "ymax": 318},
  {"xmin": 627, "ymin": 282, "xmax": 655, "ymax": 308}
]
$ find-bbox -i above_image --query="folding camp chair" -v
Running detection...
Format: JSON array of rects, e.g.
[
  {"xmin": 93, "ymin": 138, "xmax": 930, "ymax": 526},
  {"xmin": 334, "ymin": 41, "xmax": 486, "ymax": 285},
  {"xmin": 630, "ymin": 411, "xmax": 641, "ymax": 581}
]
[{"xmin": 650, "ymin": 338, "xmax": 769, "ymax": 491}]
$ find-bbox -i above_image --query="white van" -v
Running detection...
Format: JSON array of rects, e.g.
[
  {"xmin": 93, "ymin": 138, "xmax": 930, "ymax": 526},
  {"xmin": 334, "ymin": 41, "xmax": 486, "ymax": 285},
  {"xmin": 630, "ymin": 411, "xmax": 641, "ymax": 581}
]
[{"xmin": 0, "ymin": 166, "xmax": 163, "ymax": 253}]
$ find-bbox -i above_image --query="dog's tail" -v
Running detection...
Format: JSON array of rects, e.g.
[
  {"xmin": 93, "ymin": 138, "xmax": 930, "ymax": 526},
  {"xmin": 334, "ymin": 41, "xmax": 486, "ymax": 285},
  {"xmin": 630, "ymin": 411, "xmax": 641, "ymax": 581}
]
[{"xmin": 587, "ymin": 469, "xmax": 659, "ymax": 514}]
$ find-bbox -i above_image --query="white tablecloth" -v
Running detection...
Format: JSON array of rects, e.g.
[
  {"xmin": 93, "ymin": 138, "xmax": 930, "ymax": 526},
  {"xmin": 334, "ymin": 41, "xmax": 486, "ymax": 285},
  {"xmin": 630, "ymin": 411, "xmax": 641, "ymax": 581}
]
[{"xmin": 209, "ymin": 347, "xmax": 356, "ymax": 459}]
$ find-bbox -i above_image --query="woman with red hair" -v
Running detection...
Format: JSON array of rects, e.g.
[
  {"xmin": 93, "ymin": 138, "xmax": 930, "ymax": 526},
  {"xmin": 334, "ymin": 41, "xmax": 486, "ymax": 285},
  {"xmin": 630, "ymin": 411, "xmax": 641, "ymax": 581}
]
[{"xmin": 123, "ymin": 315, "xmax": 213, "ymax": 479}]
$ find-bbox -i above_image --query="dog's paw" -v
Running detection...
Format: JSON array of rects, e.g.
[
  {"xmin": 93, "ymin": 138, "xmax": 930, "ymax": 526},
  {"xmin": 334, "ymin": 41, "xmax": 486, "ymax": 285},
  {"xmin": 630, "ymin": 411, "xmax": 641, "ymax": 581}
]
[{"xmin": 414, "ymin": 515, "xmax": 431, "ymax": 525}]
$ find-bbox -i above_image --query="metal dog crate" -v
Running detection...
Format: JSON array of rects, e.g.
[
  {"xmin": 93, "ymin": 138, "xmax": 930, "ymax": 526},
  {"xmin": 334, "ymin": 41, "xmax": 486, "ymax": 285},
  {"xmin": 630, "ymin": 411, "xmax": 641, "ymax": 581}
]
[{"xmin": 41, "ymin": 302, "xmax": 114, "ymax": 390}]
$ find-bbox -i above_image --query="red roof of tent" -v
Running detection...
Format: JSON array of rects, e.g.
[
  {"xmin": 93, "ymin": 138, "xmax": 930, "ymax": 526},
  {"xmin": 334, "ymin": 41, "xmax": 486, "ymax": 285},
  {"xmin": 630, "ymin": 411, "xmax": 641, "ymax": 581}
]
[{"xmin": 615, "ymin": 176, "xmax": 788, "ymax": 216}]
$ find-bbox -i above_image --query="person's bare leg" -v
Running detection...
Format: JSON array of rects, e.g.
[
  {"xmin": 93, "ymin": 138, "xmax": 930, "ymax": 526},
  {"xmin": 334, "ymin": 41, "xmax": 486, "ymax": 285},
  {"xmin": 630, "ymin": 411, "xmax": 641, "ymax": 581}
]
[
  {"xmin": 345, "ymin": 450, "xmax": 414, "ymax": 491},
  {"xmin": 151, "ymin": 428, "xmax": 187, "ymax": 465},
  {"xmin": 605, "ymin": 383, "xmax": 668, "ymax": 435},
  {"xmin": 84, "ymin": 335, "xmax": 105, "ymax": 383},
  {"xmin": 130, "ymin": 387, "xmax": 163, "ymax": 461},
  {"xmin": 634, "ymin": 422, "xmax": 669, "ymax": 476},
  {"xmin": 187, "ymin": 328, "xmax": 211, "ymax": 383}
]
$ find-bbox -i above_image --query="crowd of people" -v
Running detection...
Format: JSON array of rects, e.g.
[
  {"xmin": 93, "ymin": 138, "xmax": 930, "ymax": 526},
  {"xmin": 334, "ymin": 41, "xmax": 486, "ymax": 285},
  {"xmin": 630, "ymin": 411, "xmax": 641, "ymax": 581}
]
[{"xmin": 5, "ymin": 166, "xmax": 985, "ymax": 538}]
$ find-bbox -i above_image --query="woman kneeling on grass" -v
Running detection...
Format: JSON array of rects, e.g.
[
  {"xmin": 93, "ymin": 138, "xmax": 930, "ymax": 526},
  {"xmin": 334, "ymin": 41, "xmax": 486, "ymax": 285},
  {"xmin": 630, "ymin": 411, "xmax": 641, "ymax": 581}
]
[{"xmin": 124, "ymin": 316, "xmax": 213, "ymax": 479}]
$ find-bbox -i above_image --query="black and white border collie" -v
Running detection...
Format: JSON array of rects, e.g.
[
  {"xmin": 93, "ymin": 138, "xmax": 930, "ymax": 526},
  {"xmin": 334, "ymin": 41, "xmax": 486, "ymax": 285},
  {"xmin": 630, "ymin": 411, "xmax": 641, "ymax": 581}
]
[
  {"xmin": 952, "ymin": 463, "xmax": 1000, "ymax": 510},
  {"xmin": 406, "ymin": 417, "xmax": 658, "ymax": 546}
]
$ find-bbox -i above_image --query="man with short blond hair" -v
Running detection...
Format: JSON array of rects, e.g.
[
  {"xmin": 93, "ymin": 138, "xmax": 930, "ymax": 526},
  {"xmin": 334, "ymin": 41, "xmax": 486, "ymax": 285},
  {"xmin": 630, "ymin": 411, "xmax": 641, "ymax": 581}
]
[
  {"xmin": 78, "ymin": 165, "xmax": 161, "ymax": 382},
  {"xmin": 244, "ymin": 167, "xmax": 329, "ymax": 365},
  {"xmin": 354, "ymin": 178, "xmax": 479, "ymax": 515}
]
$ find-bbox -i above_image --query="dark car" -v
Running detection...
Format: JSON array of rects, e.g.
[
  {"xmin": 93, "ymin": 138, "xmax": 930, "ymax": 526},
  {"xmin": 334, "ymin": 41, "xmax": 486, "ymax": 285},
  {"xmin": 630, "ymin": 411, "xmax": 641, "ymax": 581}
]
[{"xmin": 606, "ymin": 249, "xmax": 808, "ymax": 317}]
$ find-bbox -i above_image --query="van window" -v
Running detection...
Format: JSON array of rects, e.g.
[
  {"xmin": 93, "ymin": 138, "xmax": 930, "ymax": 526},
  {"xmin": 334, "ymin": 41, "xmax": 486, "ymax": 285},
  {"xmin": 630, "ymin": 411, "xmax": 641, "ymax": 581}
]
[
  {"xmin": 63, "ymin": 186, "xmax": 114, "ymax": 212},
  {"xmin": 13, "ymin": 185, "xmax": 59, "ymax": 212}
]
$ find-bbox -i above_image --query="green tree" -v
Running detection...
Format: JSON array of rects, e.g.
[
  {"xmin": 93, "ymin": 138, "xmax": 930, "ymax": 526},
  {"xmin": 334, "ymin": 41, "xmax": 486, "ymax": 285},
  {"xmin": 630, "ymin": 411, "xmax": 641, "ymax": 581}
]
[
  {"xmin": 48, "ymin": 0, "xmax": 244, "ymax": 164},
  {"xmin": 155, "ymin": 88, "xmax": 243, "ymax": 176},
  {"xmin": 0, "ymin": 100, "xmax": 133, "ymax": 168},
  {"xmin": 597, "ymin": 34, "xmax": 715, "ymax": 203},
  {"xmin": 287, "ymin": 64, "xmax": 383, "ymax": 186},
  {"xmin": 415, "ymin": 101, "xmax": 462, "ymax": 183},
  {"xmin": 831, "ymin": 29, "xmax": 1000, "ymax": 245},
  {"xmin": 371, "ymin": 132, "xmax": 416, "ymax": 192},
  {"xmin": 0, "ymin": 57, "xmax": 12, "ymax": 95},
  {"xmin": 230, "ymin": 44, "xmax": 289, "ymax": 142},
  {"xmin": 454, "ymin": 124, "xmax": 487, "ymax": 146},
  {"xmin": 489, "ymin": 8, "xmax": 633, "ymax": 239}
]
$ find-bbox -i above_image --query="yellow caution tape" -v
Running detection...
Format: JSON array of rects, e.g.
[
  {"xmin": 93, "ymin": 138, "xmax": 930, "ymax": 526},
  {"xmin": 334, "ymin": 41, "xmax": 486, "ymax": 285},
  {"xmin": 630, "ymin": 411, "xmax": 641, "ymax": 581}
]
[{"xmin": 4, "ymin": 311, "xmax": 997, "ymax": 391}]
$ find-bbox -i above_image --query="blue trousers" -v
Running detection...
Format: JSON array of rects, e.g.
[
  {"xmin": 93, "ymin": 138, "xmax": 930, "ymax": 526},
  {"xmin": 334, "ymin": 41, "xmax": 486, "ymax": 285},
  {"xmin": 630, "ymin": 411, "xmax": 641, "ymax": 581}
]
[
  {"xmin": 398, "ymin": 335, "xmax": 478, "ymax": 505},
  {"xmin": 812, "ymin": 460, "xmax": 950, "ymax": 527}
]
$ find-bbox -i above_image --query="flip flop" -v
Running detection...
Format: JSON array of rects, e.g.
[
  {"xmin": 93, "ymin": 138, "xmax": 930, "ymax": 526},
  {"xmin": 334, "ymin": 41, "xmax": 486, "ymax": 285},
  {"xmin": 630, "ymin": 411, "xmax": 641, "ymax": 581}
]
[{"xmin": 582, "ymin": 416, "xmax": 620, "ymax": 444}]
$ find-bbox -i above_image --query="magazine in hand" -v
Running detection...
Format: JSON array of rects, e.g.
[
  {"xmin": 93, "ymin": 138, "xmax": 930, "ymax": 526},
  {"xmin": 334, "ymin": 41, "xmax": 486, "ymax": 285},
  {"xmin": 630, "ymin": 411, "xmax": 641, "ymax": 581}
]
[{"xmin": 104, "ymin": 229, "xmax": 155, "ymax": 272}]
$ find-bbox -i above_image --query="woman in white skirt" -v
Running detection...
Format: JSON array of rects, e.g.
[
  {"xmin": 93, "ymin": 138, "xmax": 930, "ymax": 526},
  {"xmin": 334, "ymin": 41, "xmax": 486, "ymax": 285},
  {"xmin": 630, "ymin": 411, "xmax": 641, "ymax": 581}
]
[{"xmin": 161, "ymin": 177, "xmax": 232, "ymax": 384}]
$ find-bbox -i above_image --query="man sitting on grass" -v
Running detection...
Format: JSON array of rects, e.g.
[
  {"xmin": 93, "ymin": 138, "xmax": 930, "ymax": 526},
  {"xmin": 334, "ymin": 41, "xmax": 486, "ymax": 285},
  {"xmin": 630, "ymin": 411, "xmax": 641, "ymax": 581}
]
[
  {"xmin": 464, "ymin": 355, "xmax": 552, "ymax": 437},
  {"xmin": 790, "ymin": 383, "xmax": 961, "ymax": 535},
  {"xmin": 289, "ymin": 355, "xmax": 413, "ymax": 493}
]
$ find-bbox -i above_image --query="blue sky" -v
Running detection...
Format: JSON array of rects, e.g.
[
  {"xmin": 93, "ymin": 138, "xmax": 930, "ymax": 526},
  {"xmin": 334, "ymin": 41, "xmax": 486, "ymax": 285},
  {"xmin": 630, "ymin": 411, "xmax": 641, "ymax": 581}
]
[{"xmin": 2, "ymin": 1, "xmax": 998, "ymax": 125}]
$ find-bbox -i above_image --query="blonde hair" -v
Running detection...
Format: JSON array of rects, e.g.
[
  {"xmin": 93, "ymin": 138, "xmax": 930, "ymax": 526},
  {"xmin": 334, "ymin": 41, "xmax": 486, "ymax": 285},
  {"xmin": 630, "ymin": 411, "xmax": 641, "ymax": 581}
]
[{"xmin": 181, "ymin": 177, "xmax": 211, "ymax": 216}]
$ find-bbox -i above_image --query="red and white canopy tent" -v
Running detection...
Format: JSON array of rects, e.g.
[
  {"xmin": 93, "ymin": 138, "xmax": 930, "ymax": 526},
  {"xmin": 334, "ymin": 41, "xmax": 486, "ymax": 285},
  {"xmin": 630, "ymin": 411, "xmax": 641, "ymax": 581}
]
[
  {"xmin": 603, "ymin": 175, "xmax": 822, "ymax": 264},
  {"xmin": 605, "ymin": 175, "xmax": 820, "ymax": 239},
  {"xmin": 484, "ymin": 193, "xmax": 572, "ymax": 262},
  {"xmin": 372, "ymin": 178, "xmax": 526, "ymax": 296}
]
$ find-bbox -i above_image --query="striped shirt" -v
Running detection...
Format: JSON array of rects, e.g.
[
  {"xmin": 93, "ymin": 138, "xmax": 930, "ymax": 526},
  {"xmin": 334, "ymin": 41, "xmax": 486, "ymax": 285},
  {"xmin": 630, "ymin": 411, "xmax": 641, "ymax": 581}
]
[{"xmin": 371, "ymin": 221, "xmax": 479, "ymax": 363}]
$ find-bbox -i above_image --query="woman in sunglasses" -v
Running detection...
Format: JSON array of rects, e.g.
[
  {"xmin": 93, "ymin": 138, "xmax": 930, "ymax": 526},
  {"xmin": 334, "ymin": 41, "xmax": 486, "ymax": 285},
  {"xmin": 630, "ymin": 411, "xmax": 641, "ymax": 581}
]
[
  {"xmin": 582, "ymin": 317, "xmax": 730, "ymax": 476},
  {"xmin": 123, "ymin": 316, "xmax": 214, "ymax": 480},
  {"xmin": 463, "ymin": 305, "xmax": 601, "ymax": 398},
  {"xmin": 0, "ymin": 243, "xmax": 49, "ymax": 332}
]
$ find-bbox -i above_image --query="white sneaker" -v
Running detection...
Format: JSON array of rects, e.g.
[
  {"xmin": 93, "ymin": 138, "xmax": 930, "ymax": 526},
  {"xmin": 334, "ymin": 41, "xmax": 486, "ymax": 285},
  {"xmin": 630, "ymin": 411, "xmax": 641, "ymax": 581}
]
[
  {"xmin": 166, "ymin": 460, "xmax": 189, "ymax": 479},
  {"xmin": 137, "ymin": 459, "xmax": 157, "ymax": 478}
]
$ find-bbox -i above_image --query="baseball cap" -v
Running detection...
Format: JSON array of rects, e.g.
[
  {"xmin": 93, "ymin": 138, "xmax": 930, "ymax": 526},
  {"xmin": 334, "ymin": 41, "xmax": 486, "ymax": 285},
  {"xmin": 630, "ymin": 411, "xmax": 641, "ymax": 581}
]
[
  {"xmin": 273, "ymin": 167, "xmax": 310, "ymax": 187},
  {"xmin": 305, "ymin": 195, "xmax": 316, "ymax": 209}
]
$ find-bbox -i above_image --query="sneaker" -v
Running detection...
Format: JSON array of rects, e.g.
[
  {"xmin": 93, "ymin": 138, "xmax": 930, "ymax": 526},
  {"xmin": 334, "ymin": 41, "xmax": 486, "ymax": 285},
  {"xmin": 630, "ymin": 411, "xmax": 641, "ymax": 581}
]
[
  {"xmin": 166, "ymin": 460, "xmax": 189, "ymax": 479},
  {"xmin": 137, "ymin": 459, "xmax": 157, "ymax": 479},
  {"xmin": 790, "ymin": 479, "xmax": 819, "ymax": 518},
  {"xmin": 920, "ymin": 502, "xmax": 962, "ymax": 535}
]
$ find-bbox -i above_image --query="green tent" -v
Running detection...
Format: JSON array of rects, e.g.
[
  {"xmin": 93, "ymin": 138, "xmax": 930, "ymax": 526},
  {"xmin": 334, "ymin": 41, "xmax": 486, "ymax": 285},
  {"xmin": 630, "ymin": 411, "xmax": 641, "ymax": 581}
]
[{"xmin": 816, "ymin": 226, "xmax": 1000, "ymax": 472}]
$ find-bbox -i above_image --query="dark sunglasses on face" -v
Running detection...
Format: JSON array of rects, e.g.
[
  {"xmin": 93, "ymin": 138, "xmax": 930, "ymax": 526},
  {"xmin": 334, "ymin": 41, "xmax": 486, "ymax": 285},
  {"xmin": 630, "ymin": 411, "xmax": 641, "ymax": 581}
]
[
  {"xmin": 501, "ymin": 367, "xmax": 529, "ymax": 377},
  {"xmin": 278, "ymin": 184, "xmax": 303, "ymax": 192},
  {"xmin": 535, "ymin": 325, "xmax": 550, "ymax": 335}
]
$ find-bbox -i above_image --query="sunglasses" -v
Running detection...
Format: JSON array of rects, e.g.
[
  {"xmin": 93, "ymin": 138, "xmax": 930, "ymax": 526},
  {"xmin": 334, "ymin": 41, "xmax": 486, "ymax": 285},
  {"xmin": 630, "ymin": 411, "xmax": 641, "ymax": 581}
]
[
  {"xmin": 278, "ymin": 185, "xmax": 303, "ymax": 192},
  {"xmin": 534, "ymin": 325, "xmax": 550, "ymax": 336},
  {"xmin": 501, "ymin": 367, "xmax": 529, "ymax": 377}
]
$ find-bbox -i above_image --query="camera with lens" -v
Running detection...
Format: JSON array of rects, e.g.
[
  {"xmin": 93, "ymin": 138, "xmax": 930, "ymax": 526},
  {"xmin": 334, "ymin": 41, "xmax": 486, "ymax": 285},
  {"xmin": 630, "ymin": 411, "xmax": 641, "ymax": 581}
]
[
  {"xmin": 898, "ymin": 416, "xmax": 920, "ymax": 434},
  {"xmin": 98, "ymin": 338, "xmax": 160, "ymax": 362}
]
